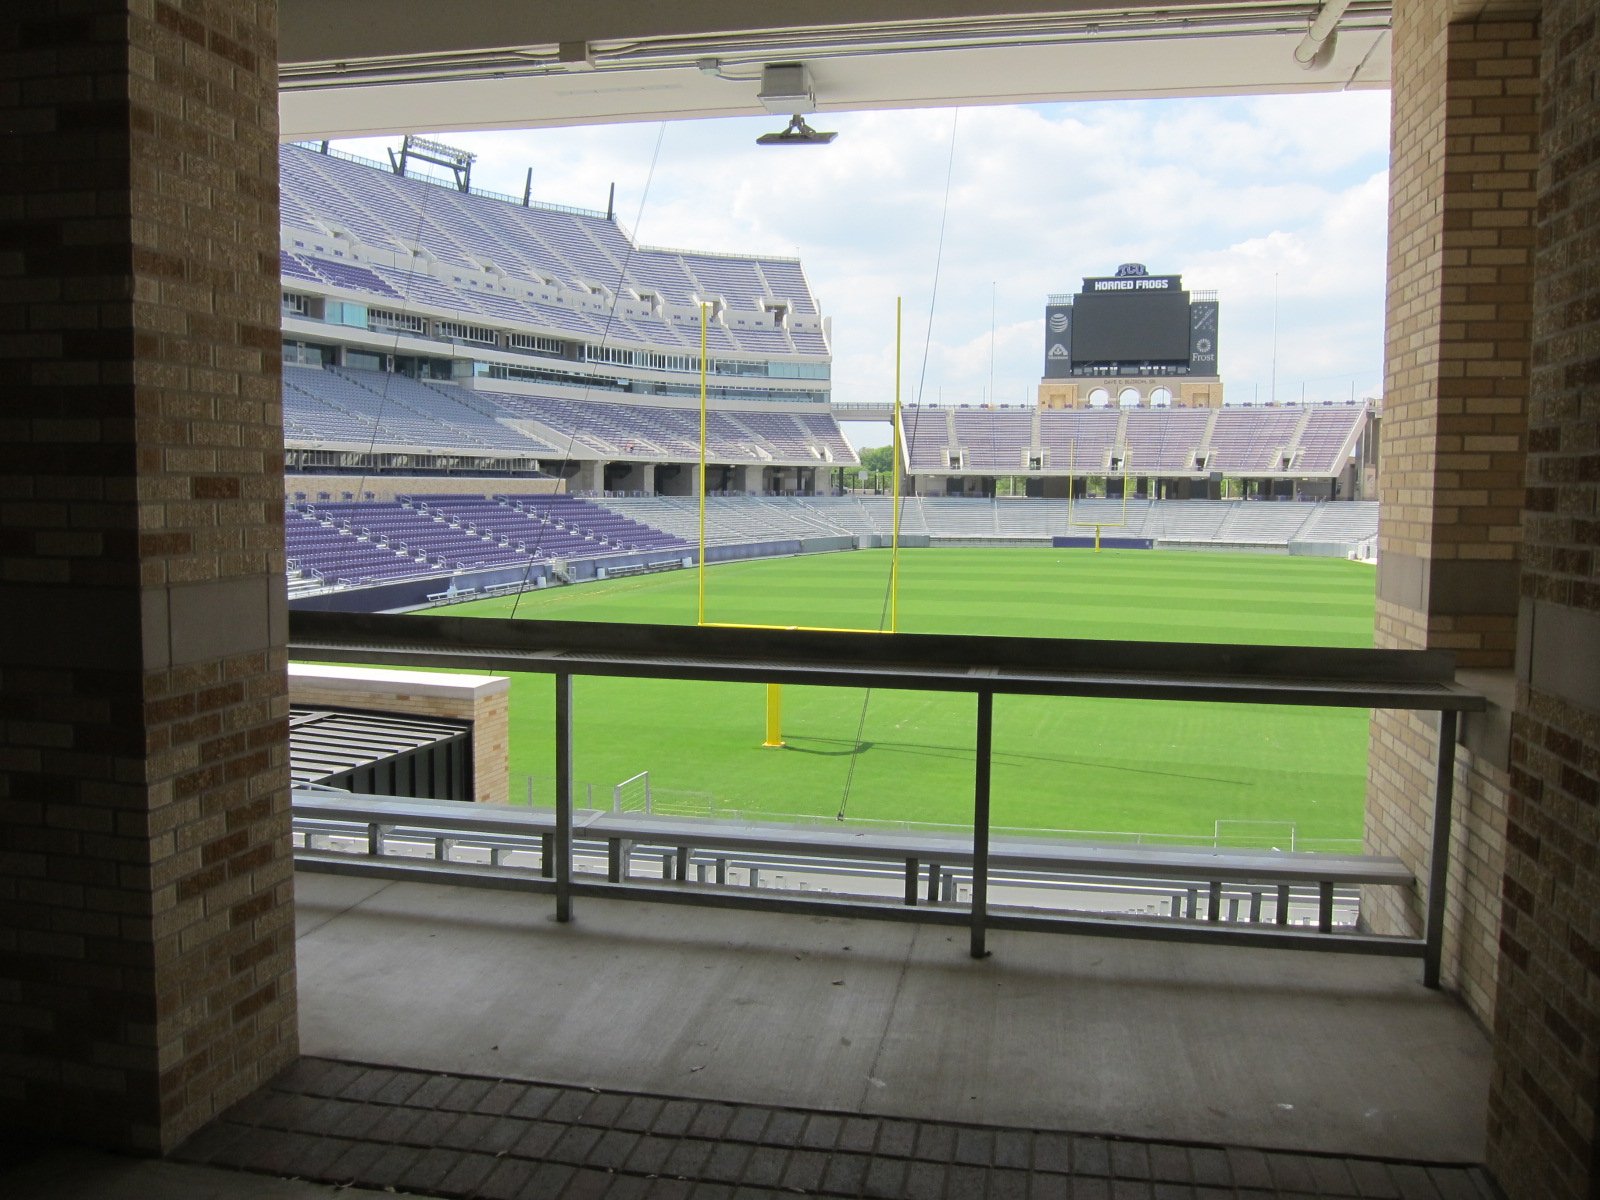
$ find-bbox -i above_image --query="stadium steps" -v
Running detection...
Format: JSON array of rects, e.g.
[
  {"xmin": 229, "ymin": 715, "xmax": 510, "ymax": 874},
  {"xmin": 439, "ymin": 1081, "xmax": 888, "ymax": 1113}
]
[
  {"xmin": 793, "ymin": 497, "xmax": 859, "ymax": 535},
  {"xmin": 1194, "ymin": 408, "xmax": 1219, "ymax": 464},
  {"xmin": 748, "ymin": 495, "xmax": 842, "ymax": 536},
  {"xmin": 326, "ymin": 366, "xmax": 509, "ymax": 452},
  {"xmin": 1285, "ymin": 407, "xmax": 1314, "ymax": 469},
  {"xmin": 1215, "ymin": 501, "xmax": 1318, "ymax": 545},
  {"xmin": 282, "ymin": 371, "xmax": 410, "ymax": 448}
]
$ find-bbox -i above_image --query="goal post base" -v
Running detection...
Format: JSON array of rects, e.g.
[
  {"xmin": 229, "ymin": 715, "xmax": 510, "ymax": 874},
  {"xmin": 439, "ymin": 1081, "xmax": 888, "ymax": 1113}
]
[{"xmin": 763, "ymin": 683, "xmax": 786, "ymax": 748}]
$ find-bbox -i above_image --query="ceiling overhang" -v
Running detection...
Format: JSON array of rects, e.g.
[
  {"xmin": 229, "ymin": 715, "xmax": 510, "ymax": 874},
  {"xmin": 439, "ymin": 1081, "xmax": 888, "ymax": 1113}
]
[{"xmin": 278, "ymin": 1, "xmax": 1392, "ymax": 140}]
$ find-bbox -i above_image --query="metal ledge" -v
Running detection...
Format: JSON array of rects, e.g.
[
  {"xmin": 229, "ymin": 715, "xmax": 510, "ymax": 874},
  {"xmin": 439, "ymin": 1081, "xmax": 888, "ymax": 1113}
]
[{"xmin": 289, "ymin": 611, "xmax": 1486, "ymax": 710}]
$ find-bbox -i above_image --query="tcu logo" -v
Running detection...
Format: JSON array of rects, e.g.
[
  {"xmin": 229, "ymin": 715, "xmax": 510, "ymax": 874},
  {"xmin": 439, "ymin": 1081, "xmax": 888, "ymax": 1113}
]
[{"xmin": 1114, "ymin": 263, "xmax": 1149, "ymax": 278}]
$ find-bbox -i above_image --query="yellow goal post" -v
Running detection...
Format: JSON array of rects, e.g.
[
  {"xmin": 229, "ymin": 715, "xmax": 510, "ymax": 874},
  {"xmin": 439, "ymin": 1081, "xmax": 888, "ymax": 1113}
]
[
  {"xmin": 694, "ymin": 299, "xmax": 908, "ymax": 745},
  {"xmin": 1065, "ymin": 437, "xmax": 1132, "ymax": 552}
]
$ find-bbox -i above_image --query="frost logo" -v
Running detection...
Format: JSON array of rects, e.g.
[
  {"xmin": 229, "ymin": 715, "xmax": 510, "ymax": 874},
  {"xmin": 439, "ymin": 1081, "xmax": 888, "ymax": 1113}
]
[
  {"xmin": 1048, "ymin": 313, "xmax": 1070, "ymax": 334},
  {"xmin": 1195, "ymin": 338, "xmax": 1213, "ymax": 353}
]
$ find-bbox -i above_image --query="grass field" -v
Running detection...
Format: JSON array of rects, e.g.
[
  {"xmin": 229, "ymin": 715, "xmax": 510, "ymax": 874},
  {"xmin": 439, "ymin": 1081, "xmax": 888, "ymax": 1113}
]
[{"xmin": 443, "ymin": 548, "xmax": 1377, "ymax": 847}]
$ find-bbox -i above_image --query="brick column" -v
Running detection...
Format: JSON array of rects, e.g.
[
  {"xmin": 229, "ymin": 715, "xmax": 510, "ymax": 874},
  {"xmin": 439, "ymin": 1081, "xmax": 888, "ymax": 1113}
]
[
  {"xmin": 1365, "ymin": 0, "xmax": 1539, "ymax": 1021},
  {"xmin": 1486, "ymin": 1, "xmax": 1600, "ymax": 1193},
  {"xmin": 0, "ymin": 0, "xmax": 294, "ymax": 1154}
]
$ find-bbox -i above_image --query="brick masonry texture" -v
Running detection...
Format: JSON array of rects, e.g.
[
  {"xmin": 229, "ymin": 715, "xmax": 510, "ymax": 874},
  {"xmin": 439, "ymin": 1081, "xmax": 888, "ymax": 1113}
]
[
  {"xmin": 0, "ymin": 0, "xmax": 295, "ymax": 1153},
  {"xmin": 1486, "ymin": 0, "xmax": 1600, "ymax": 1195},
  {"xmin": 1365, "ymin": 0, "xmax": 1536, "ymax": 1027},
  {"xmin": 1377, "ymin": 1, "xmax": 1537, "ymax": 662},
  {"xmin": 174, "ymin": 1055, "xmax": 1500, "ymax": 1199}
]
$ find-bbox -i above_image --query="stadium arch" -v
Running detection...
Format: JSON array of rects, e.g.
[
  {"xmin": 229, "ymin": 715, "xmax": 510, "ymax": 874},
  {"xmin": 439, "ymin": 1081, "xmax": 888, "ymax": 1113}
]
[{"xmin": 2, "ymin": 3, "xmax": 1589, "ymax": 1198}]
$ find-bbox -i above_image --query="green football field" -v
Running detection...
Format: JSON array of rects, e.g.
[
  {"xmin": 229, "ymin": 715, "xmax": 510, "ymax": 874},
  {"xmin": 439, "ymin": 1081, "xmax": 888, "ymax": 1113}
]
[{"xmin": 441, "ymin": 548, "xmax": 1376, "ymax": 848}]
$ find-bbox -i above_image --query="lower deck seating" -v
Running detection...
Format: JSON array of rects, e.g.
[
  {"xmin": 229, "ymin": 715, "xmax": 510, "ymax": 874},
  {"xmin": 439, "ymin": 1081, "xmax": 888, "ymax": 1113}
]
[{"xmin": 285, "ymin": 492, "xmax": 1377, "ymax": 592}]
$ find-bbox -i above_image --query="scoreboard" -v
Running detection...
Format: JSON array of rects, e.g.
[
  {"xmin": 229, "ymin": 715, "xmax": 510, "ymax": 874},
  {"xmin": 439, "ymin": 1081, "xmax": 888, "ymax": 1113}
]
[{"xmin": 1044, "ymin": 264, "xmax": 1219, "ymax": 378}]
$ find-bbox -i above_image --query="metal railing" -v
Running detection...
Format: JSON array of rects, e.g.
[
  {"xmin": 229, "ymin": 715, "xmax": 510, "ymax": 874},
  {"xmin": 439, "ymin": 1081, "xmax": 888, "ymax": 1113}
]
[
  {"xmin": 291, "ymin": 795, "xmax": 1376, "ymax": 929},
  {"xmin": 288, "ymin": 610, "xmax": 1485, "ymax": 985}
]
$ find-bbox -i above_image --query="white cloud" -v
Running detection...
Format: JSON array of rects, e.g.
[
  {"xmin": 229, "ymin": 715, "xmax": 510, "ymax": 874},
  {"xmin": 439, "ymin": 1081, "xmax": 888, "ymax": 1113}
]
[{"xmin": 333, "ymin": 91, "xmax": 1391, "ymax": 448}]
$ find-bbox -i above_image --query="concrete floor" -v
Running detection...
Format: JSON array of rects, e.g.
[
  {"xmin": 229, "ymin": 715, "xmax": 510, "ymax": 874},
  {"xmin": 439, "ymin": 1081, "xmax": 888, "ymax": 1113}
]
[{"xmin": 294, "ymin": 871, "xmax": 1491, "ymax": 1164}]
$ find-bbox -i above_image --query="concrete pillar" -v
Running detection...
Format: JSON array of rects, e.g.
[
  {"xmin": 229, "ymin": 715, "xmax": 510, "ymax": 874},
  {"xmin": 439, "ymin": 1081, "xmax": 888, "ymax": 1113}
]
[
  {"xmin": 1486, "ymin": 4, "xmax": 1600, "ymax": 1195},
  {"xmin": 0, "ymin": 0, "xmax": 295, "ymax": 1152},
  {"xmin": 1365, "ymin": 0, "xmax": 1538, "ymax": 1023},
  {"xmin": 640, "ymin": 463, "xmax": 656, "ymax": 493}
]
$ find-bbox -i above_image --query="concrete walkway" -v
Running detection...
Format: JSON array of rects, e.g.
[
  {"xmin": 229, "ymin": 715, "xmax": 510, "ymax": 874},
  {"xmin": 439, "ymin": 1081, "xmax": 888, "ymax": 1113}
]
[{"xmin": 293, "ymin": 872, "xmax": 1491, "ymax": 1164}]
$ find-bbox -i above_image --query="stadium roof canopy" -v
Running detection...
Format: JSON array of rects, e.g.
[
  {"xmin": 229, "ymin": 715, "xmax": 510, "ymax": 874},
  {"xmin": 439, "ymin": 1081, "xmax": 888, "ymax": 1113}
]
[{"xmin": 279, "ymin": 0, "xmax": 1397, "ymax": 140}]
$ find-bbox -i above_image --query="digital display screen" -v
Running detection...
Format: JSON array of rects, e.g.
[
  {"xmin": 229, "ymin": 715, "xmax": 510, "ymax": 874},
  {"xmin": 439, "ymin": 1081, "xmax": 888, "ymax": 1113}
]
[{"xmin": 1070, "ymin": 291, "xmax": 1192, "ymax": 362}]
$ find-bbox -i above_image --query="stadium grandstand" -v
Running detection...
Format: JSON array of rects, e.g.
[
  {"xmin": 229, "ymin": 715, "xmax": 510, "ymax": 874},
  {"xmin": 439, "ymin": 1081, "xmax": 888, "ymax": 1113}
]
[
  {"xmin": 278, "ymin": 137, "xmax": 1378, "ymax": 605},
  {"xmin": 279, "ymin": 137, "xmax": 845, "ymax": 496},
  {"xmin": 898, "ymin": 396, "xmax": 1375, "ymax": 500}
]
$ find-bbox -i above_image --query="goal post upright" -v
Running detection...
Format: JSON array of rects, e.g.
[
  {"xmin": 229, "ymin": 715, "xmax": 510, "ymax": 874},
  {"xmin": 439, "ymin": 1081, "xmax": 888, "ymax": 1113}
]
[
  {"xmin": 1065, "ymin": 437, "xmax": 1131, "ymax": 552},
  {"xmin": 891, "ymin": 294, "xmax": 902, "ymax": 634},
  {"xmin": 697, "ymin": 301, "xmax": 708, "ymax": 626},
  {"xmin": 691, "ymin": 298, "xmax": 905, "ymax": 747}
]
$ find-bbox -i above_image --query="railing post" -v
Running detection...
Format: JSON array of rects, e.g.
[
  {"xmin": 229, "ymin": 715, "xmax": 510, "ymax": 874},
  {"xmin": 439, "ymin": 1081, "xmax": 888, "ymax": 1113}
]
[
  {"xmin": 554, "ymin": 672, "xmax": 574, "ymax": 922},
  {"xmin": 607, "ymin": 838, "xmax": 625, "ymax": 883},
  {"xmin": 1423, "ymin": 709, "xmax": 1459, "ymax": 989},
  {"xmin": 904, "ymin": 858, "xmax": 919, "ymax": 906},
  {"xmin": 971, "ymin": 690, "xmax": 993, "ymax": 959}
]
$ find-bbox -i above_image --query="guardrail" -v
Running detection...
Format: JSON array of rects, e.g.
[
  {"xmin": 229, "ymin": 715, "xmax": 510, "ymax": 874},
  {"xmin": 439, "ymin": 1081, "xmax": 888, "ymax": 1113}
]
[
  {"xmin": 288, "ymin": 611, "xmax": 1485, "ymax": 985},
  {"xmin": 292, "ymin": 793, "xmax": 1403, "ymax": 934}
]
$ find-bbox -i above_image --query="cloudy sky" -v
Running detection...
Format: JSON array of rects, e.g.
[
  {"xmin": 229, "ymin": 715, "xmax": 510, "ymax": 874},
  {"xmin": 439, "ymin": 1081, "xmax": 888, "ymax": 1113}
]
[{"xmin": 333, "ymin": 91, "xmax": 1391, "ymax": 449}]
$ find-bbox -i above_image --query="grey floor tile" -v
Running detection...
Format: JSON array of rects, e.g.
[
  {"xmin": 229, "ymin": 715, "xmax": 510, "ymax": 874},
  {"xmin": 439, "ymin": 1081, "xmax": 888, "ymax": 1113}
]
[{"xmin": 181, "ymin": 1059, "xmax": 1494, "ymax": 1200}]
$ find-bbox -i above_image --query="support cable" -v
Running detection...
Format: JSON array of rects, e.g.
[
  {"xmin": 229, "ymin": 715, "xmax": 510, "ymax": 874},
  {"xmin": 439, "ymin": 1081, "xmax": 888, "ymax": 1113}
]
[
  {"xmin": 837, "ymin": 109, "xmax": 962, "ymax": 823},
  {"xmin": 510, "ymin": 123, "xmax": 669, "ymax": 619}
]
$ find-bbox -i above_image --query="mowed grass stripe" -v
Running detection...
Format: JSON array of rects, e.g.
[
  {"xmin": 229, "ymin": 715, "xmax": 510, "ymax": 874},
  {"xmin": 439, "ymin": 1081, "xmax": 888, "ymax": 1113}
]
[{"xmin": 439, "ymin": 549, "xmax": 1376, "ymax": 844}]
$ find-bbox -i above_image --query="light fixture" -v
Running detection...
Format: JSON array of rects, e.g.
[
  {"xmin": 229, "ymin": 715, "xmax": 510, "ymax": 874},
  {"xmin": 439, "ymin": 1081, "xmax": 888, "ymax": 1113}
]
[
  {"xmin": 754, "ymin": 63, "xmax": 834, "ymax": 144},
  {"xmin": 756, "ymin": 114, "xmax": 838, "ymax": 146},
  {"xmin": 756, "ymin": 63, "xmax": 815, "ymax": 113}
]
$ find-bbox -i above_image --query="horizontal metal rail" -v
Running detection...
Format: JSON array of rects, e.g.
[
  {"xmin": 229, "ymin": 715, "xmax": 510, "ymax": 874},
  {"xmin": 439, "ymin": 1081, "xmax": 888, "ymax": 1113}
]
[
  {"xmin": 288, "ymin": 611, "xmax": 1483, "ymax": 982},
  {"xmin": 294, "ymin": 791, "xmax": 1417, "ymax": 956}
]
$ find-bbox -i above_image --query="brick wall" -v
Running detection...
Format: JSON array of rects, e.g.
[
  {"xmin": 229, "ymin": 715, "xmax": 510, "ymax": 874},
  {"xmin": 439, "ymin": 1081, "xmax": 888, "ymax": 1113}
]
[
  {"xmin": 0, "ymin": 0, "xmax": 295, "ymax": 1153},
  {"xmin": 1365, "ymin": 0, "xmax": 1537, "ymax": 1025},
  {"xmin": 1487, "ymin": 0, "xmax": 1600, "ymax": 1193}
]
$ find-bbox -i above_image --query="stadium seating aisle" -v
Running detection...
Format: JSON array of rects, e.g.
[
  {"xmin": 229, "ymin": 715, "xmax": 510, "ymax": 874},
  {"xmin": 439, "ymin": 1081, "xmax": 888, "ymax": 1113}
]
[
  {"xmin": 283, "ymin": 494, "xmax": 691, "ymax": 588},
  {"xmin": 906, "ymin": 403, "xmax": 1366, "ymax": 480},
  {"xmin": 278, "ymin": 142, "xmax": 830, "ymax": 362},
  {"xmin": 282, "ymin": 366, "xmax": 856, "ymax": 467},
  {"xmin": 283, "ymin": 495, "xmax": 1377, "ymax": 593}
]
